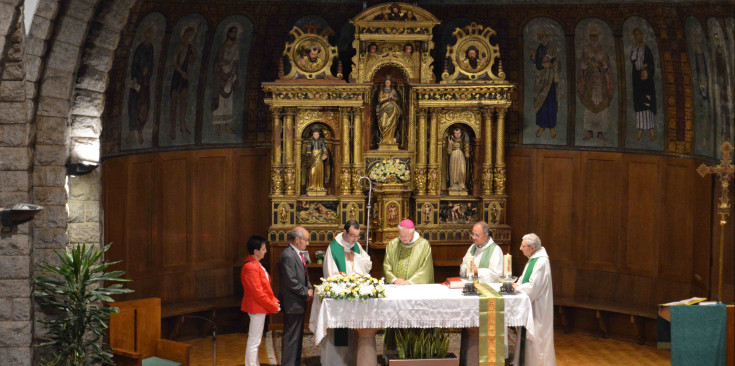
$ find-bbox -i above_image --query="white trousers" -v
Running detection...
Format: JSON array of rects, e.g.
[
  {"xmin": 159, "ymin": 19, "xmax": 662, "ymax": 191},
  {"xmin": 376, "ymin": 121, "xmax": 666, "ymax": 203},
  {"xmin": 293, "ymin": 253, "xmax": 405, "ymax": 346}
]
[{"xmin": 245, "ymin": 313, "xmax": 266, "ymax": 366}]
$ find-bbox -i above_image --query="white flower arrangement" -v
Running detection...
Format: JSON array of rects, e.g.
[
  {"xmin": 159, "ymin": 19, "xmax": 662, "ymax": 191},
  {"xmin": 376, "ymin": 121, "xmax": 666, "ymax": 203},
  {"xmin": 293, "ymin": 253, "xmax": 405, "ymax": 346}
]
[
  {"xmin": 315, "ymin": 274, "xmax": 387, "ymax": 300},
  {"xmin": 368, "ymin": 158, "xmax": 411, "ymax": 183}
]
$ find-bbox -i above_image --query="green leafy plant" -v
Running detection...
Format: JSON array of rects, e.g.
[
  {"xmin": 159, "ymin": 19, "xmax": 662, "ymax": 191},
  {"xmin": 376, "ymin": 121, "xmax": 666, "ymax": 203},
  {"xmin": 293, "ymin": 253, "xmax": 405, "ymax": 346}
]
[
  {"xmin": 395, "ymin": 328, "xmax": 450, "ymax": 359},
  {"xmin": 32, "ymin": 243, "xmax": 133, "ymax": 366}
]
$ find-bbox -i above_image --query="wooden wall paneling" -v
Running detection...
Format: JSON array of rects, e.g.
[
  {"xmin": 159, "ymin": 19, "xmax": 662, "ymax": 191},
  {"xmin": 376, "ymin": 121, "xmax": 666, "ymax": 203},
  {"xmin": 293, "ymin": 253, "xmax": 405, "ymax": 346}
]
[
  {"xmin": 621, "ymin": 155, "xmax": 662, "ymax": 276},
  {"xmin": 506, "ymin": 149, "xmax": 534, "ymax": 273},
  {"xmin": 103, "ymin": 158, "xmax": 129, "ymax": 281},
  {"xmin": 579, "ymin": 152, "xmax": 623, "ymax": 272},
  {"xmin": 235, "ymin": 149, "xmax": 271, "ymax": 263},
  {"xmin": 194, "ymin": 267, "xmax": 232, "ymax": 299},
  {"xmin": 159, "ymin": 154, "xmax": 190, "ymax": 270},
  {"xmin": 691, "ymin": 166, "xmax": 713, "ymax": 297},
  {"xmin": 192, "ymin": 151, "xmax": 231, "ymax": 269},
  {"xmin": 535, "ymin": 150, "xmax": 578, "ymax": 266},
  {"xmin": 162, "ymin": 271, "xmax": 196, "ymax": 303},
  {"xmin": 659, "ymin": 158, "xmax": 695, "ymax": 282},
  {"xmin": 126, "ymin": 156, "xmax": 156, "ymax": 277}
]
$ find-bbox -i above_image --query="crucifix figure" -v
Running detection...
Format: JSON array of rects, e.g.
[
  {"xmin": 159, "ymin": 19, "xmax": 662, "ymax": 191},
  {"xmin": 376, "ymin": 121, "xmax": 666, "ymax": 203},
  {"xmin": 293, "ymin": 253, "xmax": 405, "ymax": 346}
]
[{"xmin": 696, "ymin": 141, "xmax": 734, "ymax": 303}]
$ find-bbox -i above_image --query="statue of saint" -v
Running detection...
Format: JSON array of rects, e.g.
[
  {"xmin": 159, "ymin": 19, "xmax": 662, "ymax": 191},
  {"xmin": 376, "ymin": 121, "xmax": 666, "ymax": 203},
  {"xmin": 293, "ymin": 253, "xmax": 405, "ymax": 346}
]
[
  {"xmin": 447, "ymin": 127, "xmax": 471, "ymax": 193},
  {"xmin": 302, "ymin": 127, "xmax": 330, "ymax": 194},
  {"xmin": 376, "ymin": 76, "xmax": 402, "ymax": 146}
]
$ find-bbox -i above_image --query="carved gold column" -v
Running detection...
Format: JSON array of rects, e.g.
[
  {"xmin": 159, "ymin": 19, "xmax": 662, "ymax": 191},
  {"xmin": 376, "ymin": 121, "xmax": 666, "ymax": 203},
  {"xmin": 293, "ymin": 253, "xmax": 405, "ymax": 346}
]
[
  {"xmin": 340, "ymin": 108, "xmax": 351, "ymax": 195},
  {"xmin": 271, "ymin": 107, "xmax": 283, "ymax": 196},
  {"xmin": 352, "ymin": 107, "xmax": 364, "ymax": 194},
  {"xmin": 481, "ymin": 108, "xmax": 493, "ymax": 195},
  {"xmin": 414, "ymin": 108, "xmax": 428, "ymax": 195},
  {"xmin": 284, "ymin": 109, "xmax": 296, "ymax": 195},
  {"xmin": 493, "ymin": 106, "xmax": 507, "ymax": 195},
  {"xmin": 427, "ymin": 109, "xmax": 440, "ymax": 195}
]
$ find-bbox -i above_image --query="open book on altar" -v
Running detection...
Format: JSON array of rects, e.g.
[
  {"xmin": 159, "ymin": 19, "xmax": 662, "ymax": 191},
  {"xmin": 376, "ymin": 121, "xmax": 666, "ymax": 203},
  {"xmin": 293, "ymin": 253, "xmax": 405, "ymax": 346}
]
[
  {"xmin": 660, "ymin": 297, "xmax": 707, "ymax": 306},
  {"xmin": 442, "ymin": 277, "xmax": 464, "ymax": 289}
]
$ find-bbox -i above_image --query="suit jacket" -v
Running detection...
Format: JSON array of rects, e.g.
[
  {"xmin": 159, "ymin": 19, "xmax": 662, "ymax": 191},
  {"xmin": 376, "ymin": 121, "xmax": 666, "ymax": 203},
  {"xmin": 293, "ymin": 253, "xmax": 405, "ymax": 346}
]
[
  {"xmin": 278, "ymin": 245, "xmax": 312, "ymax": 314},
  {"xmin": 240, "ymin": 255, "xmax": 279, "ymax": 314}
]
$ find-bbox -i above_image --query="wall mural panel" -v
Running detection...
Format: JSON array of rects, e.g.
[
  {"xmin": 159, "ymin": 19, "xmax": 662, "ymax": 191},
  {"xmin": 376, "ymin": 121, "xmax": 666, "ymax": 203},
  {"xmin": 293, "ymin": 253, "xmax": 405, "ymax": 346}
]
[
  {"xmin": 708, "ymin": 18, "xmax": 734, "ymax": 157},
  {"xmin": 522, "ymin": 17, "xmax": 567, "ymax": 146},
  {"xmin": 202, "ymin": 15, "xmax": 254, "ymax": 145},
  {"xmin": 574, "ymin": 18, "xmax": 618, "ymax": 148},
  {"xmin": 158, "ymin": 14, "xmax": 208, "ymax": 148},
  {"xmin": 686, "ymin": 17, "xmax": 715, "ymax": 158},
  {"xmin": 120, "ymin": 13, "xmax": 166, "ymax": 151},
  {"xmin": 622, "ymin": 16, "xmax": 664, "ymax": 151}
]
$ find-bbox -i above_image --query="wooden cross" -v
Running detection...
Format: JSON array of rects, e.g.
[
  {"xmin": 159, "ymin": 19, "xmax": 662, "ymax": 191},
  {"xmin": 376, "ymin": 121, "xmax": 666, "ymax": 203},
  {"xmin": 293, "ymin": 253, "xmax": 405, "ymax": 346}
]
[{"xmin": 696, "ymin": 141, "xmax": 734, "ymax": 302}]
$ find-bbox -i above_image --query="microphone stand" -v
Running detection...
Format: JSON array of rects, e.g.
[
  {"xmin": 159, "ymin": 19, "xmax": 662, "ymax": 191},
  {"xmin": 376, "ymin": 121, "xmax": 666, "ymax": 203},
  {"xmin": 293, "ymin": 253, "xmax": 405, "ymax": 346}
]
[
  {"xmin": 358, "ymin": 176, "xmax": 373, "ymax": 253},
  {"xmin": 182, "ymin": 315, "xmax": 217, "ymax": 366}
]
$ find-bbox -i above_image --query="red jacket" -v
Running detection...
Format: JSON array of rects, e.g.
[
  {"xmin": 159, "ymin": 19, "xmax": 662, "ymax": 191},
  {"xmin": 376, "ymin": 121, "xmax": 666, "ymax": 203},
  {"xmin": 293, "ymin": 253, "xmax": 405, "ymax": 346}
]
[{"xmin": 240, "ymin": 255, "xmax": 279, "ymax": 314}]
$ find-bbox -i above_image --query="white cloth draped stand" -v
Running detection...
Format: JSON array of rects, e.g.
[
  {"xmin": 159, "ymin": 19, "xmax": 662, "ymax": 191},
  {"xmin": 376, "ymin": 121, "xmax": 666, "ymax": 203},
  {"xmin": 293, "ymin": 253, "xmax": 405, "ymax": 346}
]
[{"xmin": 308, "ymin": 283, "xmax": 535, "ymax": 349}]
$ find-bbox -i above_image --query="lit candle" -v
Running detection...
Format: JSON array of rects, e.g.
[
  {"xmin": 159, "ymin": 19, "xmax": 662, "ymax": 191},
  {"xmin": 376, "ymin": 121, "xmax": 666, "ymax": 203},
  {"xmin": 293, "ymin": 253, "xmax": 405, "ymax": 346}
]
[{"xmin": 503, "ymin": 253, "xmax": 512, "ymax": 277}]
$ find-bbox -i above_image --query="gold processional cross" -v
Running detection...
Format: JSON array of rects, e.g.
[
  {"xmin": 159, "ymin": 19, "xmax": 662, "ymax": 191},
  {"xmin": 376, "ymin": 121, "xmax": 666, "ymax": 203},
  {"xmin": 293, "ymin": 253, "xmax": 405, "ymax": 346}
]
[{"xmin": 697, "ymin": 141, "xmax": 734, "ymax": 303}]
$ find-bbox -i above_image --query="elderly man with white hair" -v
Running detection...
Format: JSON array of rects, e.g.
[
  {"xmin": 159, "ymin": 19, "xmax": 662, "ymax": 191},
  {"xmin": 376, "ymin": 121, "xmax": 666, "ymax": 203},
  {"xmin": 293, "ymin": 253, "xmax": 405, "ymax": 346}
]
[
  {"xmin": 512, "ymin": 233, "xmax": 557, "ymax": 366},
  {"xmin": 383, "ymin": 219, "xmax": 434, "ymax": 285}
]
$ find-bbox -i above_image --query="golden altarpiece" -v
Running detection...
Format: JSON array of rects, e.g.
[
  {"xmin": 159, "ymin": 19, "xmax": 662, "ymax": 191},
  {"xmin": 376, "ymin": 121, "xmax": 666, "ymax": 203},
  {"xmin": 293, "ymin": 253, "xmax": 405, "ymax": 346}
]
[{"xmin": 263, "ymin": 3, "xmax": 514, "ymax": 256}]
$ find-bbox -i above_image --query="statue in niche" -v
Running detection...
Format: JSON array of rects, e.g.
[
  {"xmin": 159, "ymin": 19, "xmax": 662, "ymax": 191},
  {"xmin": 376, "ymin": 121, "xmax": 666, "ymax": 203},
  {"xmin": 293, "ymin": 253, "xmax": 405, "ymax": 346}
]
[
  {"xmin": 302, "ymin": 126, "xmax": 331, "ymax": 195},
  {"xmin": 387, "ymin": 202, "xmax": 399, "ymax": 226},
  {"xmin": 446, "ymin": 127, "xmax": 471, "ymax": 195},
  {"xmin": 376, "ymin": 76, "xmax": 402, "ymax": 147}
]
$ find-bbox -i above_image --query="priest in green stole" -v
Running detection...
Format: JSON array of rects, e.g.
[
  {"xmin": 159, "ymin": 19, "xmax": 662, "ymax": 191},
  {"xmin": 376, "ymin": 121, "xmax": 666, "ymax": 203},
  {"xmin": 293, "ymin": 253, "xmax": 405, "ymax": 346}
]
[
  {"xmin": 383, "ymin": 219, "xmax": 434, "ymax": 285},
  {"xmin": 460, "ymin": 221, "xmax": 503, "ymax": 283},
  {"xmin": 512, "ymin": 233, "xmax": 556, "ymax": 366},
  {"xmin": 323, "ymin": 220, "xmax": 372, "ymax": 278},
  {"xmin": 320, "ymin": 220, "xmax": 373, "ymax": 366}
]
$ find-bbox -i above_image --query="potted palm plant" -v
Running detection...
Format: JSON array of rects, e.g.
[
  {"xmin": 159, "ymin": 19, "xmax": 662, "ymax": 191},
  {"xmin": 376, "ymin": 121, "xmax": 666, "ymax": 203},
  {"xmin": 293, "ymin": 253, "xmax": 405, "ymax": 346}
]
[
  {"xmin": 388, "ymin": 328, "xmax": 459, "ymax": 365},
  {"xmin": 33, "ymin": 243, "xmax": 133, "ymax": 366}
]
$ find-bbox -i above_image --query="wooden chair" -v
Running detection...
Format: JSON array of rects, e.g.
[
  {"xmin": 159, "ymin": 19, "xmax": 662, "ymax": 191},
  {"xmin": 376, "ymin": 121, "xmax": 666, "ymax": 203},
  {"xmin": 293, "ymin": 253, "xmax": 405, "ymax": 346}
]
[{"xmin": 109, "ymin": 297, "xmax": 191, "ymax": 366}]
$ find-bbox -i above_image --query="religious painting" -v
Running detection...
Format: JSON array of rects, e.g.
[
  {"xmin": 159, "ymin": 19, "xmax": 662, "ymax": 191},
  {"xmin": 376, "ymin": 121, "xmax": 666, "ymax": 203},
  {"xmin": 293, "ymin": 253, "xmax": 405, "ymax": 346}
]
[
  {"xmin": 622, "ymin": 17, "xmax": 664, "ymax": 151},
  {"xmin": 201, "ymin": 15, "xmax": 253, "ymax": 145},
  {"xmin": 522, "ymin": 18, "xmax": 567, "ymax": 146},
  {"xmin": 708, "ymin": 18, "xmax": 734, "ymax": 155},
  {"xmin": 120, "ymin": 13, "xmax": 166, "ymax": 151},
  {"xmin": 437, "ymin": 17, "xmax": 473, "ymax": 80},
  {"xmin": 686, "ymin": 17, "xmax": 715, "ymax": 157},
  {"xmin": 301, "ymin": 124, "xmax": 332, "ymax": 196},
  {"xmin": 574, "ymin": 18, "xmax": 619, "ymax": 148},
  {"xmin": 296, "ymin": 200, "xmax": 339, "ymax": 224},
  {"xmin": 439, "ymin": 201, "xmax": 478, "ymax": 224},
  {"xmin": 158, "ymin": 14, "xmax": 207, "ymax": 148},
  {"xmin": 441, "ymin": 124, "xmax": 474, "ymax": 195}
]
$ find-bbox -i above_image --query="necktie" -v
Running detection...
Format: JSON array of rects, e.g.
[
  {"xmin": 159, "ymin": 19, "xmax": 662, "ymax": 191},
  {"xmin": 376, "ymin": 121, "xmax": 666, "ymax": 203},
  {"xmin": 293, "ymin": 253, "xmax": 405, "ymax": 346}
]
[{"xmin": 299, "ymin": 252, "xmax": 306, "ymax": 268}]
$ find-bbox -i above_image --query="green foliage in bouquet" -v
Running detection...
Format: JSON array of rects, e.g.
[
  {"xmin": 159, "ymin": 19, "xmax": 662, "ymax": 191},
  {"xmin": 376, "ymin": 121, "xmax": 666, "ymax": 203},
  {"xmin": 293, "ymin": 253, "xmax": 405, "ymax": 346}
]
[
  {"xmin": 32, "ymin": 244, "xmax": 133, "ymax": 366},
  {"xmin": 395, "ymin": 328, "xmax": 450, "ymax": 359}
]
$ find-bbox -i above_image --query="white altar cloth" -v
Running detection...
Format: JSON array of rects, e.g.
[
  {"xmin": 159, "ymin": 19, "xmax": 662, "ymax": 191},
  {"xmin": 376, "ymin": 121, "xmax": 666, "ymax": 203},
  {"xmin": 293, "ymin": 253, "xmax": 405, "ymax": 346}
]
[{"xmin": 309, "ymin": 283, "xmax": 534, "ymax": 345}]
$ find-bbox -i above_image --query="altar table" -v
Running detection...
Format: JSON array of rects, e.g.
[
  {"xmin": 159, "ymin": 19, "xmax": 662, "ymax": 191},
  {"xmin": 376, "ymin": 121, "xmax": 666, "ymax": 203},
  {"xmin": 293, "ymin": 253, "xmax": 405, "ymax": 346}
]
[{"xmin": 308, "ymin": 283, "xmax": 534, "ymax": 366}]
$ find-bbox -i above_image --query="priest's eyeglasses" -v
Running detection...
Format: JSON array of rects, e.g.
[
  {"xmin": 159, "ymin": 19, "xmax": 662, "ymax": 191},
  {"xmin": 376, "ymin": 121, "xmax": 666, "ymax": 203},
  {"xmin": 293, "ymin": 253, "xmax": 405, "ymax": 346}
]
[{"xmin": 470, "ymin": 232, "xmax": 483, "ymax": 238}]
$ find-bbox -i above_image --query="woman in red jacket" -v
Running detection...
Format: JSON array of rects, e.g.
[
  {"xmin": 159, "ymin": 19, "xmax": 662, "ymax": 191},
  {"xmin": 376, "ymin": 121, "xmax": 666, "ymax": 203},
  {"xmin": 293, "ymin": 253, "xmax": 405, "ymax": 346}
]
[{"xmin": 241, "ymin": 235, "xmax": 280, "ymax": 366}]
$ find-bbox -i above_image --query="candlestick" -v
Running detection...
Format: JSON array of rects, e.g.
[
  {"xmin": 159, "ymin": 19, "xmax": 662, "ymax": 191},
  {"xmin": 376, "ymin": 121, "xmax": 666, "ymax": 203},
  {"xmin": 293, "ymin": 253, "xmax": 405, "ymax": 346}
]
[{"xmin": 503, "ymin": 253, "xmax": 512, "ymax": 277}]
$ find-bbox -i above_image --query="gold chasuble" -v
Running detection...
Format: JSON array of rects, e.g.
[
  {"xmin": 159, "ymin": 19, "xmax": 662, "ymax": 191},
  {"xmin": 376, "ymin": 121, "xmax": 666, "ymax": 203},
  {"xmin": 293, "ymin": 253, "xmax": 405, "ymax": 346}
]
[
  {"xmin": 476, "ymin": 283, "xmax": 505, "ymax": 366},
  {"xmin": 383, "ymin": 235, "xmax": 434, "ymax": 284}
]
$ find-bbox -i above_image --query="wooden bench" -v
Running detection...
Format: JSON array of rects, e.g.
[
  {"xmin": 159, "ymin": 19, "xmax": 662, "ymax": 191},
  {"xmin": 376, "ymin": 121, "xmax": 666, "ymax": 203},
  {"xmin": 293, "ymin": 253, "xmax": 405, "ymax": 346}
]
[
  {"xmin": 554, "ymin": 297, "xmax": 657, "ymax": 345},
  {"xmin": 162, "ymin": 296, "xmax": 242, "ymax": 338}
]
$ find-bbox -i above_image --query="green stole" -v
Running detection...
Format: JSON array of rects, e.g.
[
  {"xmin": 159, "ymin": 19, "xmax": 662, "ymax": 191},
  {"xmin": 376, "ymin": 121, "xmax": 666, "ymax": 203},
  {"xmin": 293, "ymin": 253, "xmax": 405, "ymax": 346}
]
[
  {"xmin": 476, "ymin": 283, "xmax": 505, "ymax": 366},
  {"xmin": 469, "ymin": 242, "xmax": 497, "ymax": 269},
  {"xmin": 329, "ymin": 239, "xmax": 361, "ymax": 273},
  {"xmin": 521, "ymin": 257, "xmax": 539, "ymax": 284}
]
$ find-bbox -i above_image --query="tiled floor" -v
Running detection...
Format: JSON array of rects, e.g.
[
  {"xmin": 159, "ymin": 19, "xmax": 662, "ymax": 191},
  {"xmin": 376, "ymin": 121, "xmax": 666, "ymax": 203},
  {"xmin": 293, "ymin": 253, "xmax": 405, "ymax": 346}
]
[{"xmin": 185, "ymin": 329, "xmax": 671, "ymax": 366}]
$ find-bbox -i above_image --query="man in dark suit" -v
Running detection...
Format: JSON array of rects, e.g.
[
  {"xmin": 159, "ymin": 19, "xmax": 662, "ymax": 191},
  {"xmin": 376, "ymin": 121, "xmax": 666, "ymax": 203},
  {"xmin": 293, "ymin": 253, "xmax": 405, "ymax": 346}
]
[{"xmin": 279, "ymin": 226, "xmax": 313, "ymax": 366}]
